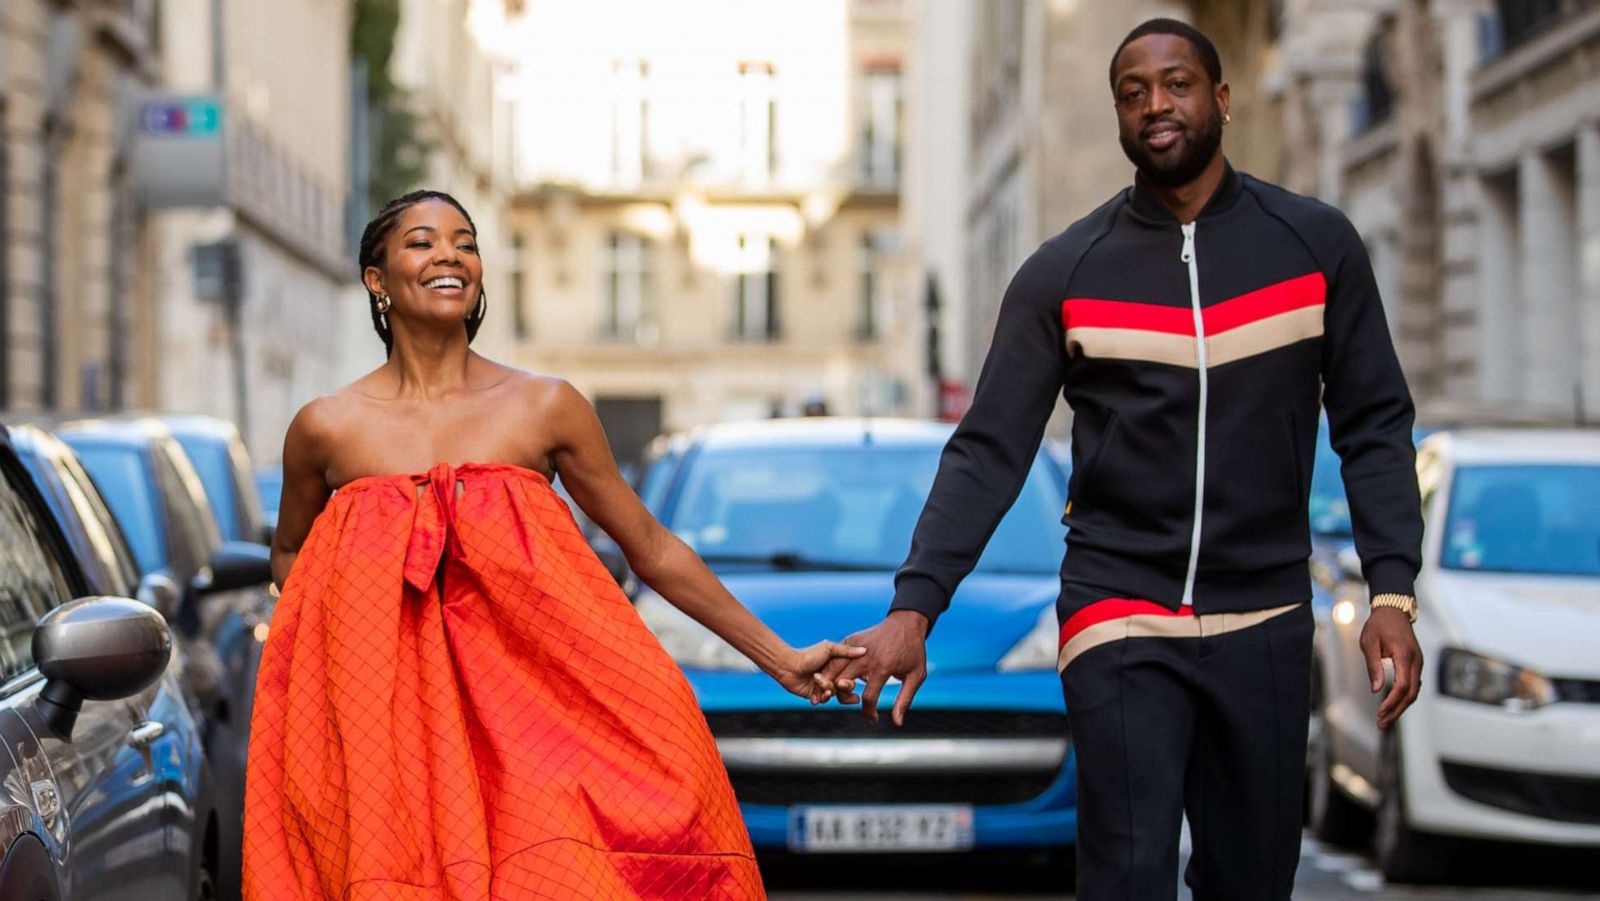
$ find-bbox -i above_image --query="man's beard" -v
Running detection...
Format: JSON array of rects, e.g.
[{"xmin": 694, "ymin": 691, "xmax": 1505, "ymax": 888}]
[{"xmin": 1120, "ymin": 104, "xmax": 1224, "ymax": 189}]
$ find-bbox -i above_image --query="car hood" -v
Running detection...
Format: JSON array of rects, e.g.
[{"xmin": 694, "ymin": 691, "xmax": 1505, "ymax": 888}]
[
  {"xmin": 1431, "ymin": 570, "xmax": 1600, "ymax": 677},
  {"xmin": 708, "ymin": 570, "xmax": 1059, "ymax": 672}
]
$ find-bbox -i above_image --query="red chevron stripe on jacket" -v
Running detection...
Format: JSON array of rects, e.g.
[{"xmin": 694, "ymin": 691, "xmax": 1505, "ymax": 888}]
[{"xmin": 1062, "ymin": 271, "xmax": 1327, "ymax": 368}]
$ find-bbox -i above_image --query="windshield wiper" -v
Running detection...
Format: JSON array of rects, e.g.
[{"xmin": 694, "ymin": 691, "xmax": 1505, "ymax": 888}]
[{"xmin": 698, "ymin": 552, "xmax": 892, "ymax": 572}]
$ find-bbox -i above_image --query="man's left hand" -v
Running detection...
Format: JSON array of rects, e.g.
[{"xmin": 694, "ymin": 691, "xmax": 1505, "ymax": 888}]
[{"xmin": 1362, "ymin": 607, "xmax": 1422, "ymax": 730}]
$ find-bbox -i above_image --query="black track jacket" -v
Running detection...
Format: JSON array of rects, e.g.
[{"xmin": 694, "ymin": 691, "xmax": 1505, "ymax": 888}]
[{"xmin": 892, "ymin": 164, "xmax": 1423, "ymax": 627}]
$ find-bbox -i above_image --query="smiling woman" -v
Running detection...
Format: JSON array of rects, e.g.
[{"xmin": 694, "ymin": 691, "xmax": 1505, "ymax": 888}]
[{"xmin": 356, "ymin": 189, "xmax": 488, "ymax": 356}]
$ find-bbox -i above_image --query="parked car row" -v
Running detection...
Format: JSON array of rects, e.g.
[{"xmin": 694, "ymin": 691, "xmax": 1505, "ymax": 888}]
[
  {"xmin": 1305, "ymin": 423, "xmax": 1600, "ymax": 882},
  {"xmin": 613, "ymin": 417, "xmax": 1078, "ymax": 862},
  {"xmin": 0, "ymin": 413, "xmax": 276, "ymax": 901}
]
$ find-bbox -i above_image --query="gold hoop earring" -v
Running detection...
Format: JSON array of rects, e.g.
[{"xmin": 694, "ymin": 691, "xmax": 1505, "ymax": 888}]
[{"xmin": 375, "ymin": 294, "xmax": 391, "ymax": 313}]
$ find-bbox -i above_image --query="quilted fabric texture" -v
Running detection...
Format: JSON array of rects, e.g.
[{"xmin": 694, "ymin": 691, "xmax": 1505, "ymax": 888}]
[{"xmin": 243, "ymin": 462, "xmax": 764, "ymax": 900}]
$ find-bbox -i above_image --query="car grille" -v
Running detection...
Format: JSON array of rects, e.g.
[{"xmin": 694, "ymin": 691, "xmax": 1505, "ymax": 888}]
[
  {"xmin": 1441, "ymin": 761, "xmax": 1600, "ymax": 825},
  {"xmin": 707, "ymin": 710, "xmax": 1070, "ymax": 807},
  {"xmin": 1553, "ymin": 678, "xmax": 1600, "ymax": 705},
  {"xmin": 727, "ymin": 770, "xmax": 1061, "ymax": 806},
  {"xmin": 704, "ymin": 709, "xmax": 1070, "ymax": 740}
]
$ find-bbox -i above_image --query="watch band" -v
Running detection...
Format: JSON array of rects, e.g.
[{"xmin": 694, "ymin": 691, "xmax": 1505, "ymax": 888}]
[{"xmin": 1370, "ymin": 592, "xmax": 1418, "ymax": 623}]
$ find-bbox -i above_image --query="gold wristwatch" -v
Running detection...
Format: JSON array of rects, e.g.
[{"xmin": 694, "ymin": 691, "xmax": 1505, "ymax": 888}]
[{"xmin": 1370, "ymin": 593, "xmax": 1418, "ymax": 623}]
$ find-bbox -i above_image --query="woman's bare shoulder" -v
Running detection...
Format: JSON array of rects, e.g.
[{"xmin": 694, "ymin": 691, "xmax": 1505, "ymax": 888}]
[
  {"xmin": 481, "ymin": 361, "xmax": 573, "ymax": 410},
  {"xmin": 286, "ymin": 374, "xmax": 386, "ymax": 446}
]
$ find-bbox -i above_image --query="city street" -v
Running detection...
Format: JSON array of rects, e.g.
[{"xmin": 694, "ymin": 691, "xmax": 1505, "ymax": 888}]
[{"xmin": 764, "ymin": 832, "xmax": 1600, "ymax": 899}]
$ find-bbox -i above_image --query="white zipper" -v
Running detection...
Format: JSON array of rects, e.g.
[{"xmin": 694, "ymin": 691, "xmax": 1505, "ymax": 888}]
[{"xmin": 1180, "ymin": 222, "xmax": 1206, "ymax": 607}]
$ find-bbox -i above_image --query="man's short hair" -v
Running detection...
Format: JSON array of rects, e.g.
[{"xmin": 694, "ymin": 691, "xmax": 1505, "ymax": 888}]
[{"xmin": 1109, "ymin": 18, "xmax": 1223, "ymax": 90}]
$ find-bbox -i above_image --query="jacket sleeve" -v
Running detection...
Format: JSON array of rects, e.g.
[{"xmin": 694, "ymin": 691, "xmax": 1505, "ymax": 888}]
[
  {"xmin": 890, "ymin": 243, "xmax": 1069, "ymax": 630},
  {"xmin": 1318, "ymin": 214, "xmax": 1423, "ymax": 599}
]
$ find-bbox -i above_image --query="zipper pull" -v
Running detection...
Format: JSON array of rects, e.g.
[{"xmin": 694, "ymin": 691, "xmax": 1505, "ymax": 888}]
[{"xmin": 1180, "ymin": 222, "xmax": 1196, "ymax": 263}]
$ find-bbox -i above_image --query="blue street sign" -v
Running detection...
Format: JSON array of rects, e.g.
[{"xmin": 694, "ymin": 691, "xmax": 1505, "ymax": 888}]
[{"xmin": 141, "ymin": 99, "xmax": 222, "ymax": 137}]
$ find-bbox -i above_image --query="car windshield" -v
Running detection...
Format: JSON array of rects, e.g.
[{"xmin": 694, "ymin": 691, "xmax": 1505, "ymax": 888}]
[
  {"xmin": 71, "ymin": 445, "xmax": 165, "ymax": 574},
  {"xmin": 1441, "ymin": 464, "xmax": 1600, "ymax": 577},
  {"xmin": 176, "ymin": 435, "xmax": 240, "ymax": 540},
  {"xmin": 667, "ymin": 445, "xmax": 1065, "ymax": 574}
]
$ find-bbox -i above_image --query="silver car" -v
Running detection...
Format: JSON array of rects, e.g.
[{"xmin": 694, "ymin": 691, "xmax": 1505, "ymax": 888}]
[{"xmin": 0, "ymin": 423, "xmax": 200, "ymax": 899}]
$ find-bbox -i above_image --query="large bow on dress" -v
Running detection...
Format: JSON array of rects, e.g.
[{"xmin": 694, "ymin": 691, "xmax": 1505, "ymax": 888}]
[{"xmin": 402, "ymin": 462, "xmax": 467, "ymax": 592}]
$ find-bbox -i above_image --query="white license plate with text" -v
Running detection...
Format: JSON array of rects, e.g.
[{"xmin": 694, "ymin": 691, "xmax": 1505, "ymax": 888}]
[{"xmin": 789, "ymin": 805, "xmax": 975, "ymax": 853}]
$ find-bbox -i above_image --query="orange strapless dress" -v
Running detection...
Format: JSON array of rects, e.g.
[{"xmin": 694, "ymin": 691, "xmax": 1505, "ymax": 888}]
[{"xmin": 243, "ymin": 463, "xmax": 763, "ymax": 900}]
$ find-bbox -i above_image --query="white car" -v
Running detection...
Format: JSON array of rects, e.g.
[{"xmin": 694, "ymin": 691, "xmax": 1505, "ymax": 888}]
[{"xmin": 1308, "ymin": 429, "xmax": 1600, "ymax": 882}]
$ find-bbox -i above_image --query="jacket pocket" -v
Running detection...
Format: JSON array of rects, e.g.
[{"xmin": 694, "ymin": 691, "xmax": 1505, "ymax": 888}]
[
  {"xmin": 1285, "ymin": 409, "xmax": 1306, "ymax": 512},
  {"xmin": 1070, "ymin": 410, "xmax": 1120, "ymax": 510}
]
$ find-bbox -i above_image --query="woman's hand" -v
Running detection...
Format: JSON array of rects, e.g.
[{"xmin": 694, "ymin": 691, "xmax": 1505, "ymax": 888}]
[{"xmin": 773, "ymin": 641, "xmax": 868, "ymax": 704}]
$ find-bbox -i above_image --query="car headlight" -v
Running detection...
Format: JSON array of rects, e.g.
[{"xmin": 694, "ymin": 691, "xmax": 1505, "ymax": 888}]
[
  {"xmin": 997, "ymin": 605, "xmax": 1059, "ymax": 672},
  {"xmin": 1439, "ymin": 648, "xmax": 1556, "ymax": 711},
  {"xmin": 633, "ymin": 593, "xmax": 758, "ymax": 672}
]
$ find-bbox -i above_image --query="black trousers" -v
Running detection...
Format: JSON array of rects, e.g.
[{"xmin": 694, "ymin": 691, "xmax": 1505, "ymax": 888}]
[{"xmin": 1059, "ymin": 598, "xmax": 1313, "ymax": 901}]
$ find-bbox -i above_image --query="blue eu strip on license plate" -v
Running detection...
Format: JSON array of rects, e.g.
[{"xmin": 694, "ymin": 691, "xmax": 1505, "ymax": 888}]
[{"xmin": 789, "ymin": 805, "xmax": 975, "ymax": 853}]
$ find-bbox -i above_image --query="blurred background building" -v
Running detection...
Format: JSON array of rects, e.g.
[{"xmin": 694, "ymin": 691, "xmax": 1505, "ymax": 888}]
[
  {"xmin": 4, "ymin": 0, "xmax": 1598, "ymax": 468},
  {"xmin": 1, "ymin": 1, "xmax": 162, "ymax": 419},
  {"xmin": 500, "ymin": 0, "xmax": 916, "ymax": 464}
]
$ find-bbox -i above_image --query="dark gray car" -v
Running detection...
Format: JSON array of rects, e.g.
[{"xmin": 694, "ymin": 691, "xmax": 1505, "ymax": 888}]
[
  {"xmin": 0, "ymin": 423, "xmax": 194, "ymax": 900},
  {"xmin": 53, "ymin": 417, "xmax": 272, "ymax": 901}
]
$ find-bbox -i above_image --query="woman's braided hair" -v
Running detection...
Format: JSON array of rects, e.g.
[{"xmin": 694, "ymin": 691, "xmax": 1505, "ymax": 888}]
[{"xmin": 357, "ymin": 190, "xmax": 487, "ymax": 356}]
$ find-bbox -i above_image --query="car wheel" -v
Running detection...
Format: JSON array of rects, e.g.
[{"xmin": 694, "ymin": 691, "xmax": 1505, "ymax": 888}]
[
  {"xmin": 1374, "ymin": 733, "xmax": 1452, "ymax": 883},
  {"xmin": 1306, "ymin": 667, "xmax": 1369, "ymax": 847}
]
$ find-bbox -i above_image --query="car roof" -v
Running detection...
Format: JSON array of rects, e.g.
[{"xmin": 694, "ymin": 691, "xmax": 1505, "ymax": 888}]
[
  {"xmin": 158, "ymin": 415, "xmax": 242, "ymax": 444},
  {"xmin": 52, "ymin": 415, "xmax": 176, "ymax": 449},
  {"xmin": 1428, "ymin": 428, "xmax": 1600, "ymax": 465},
  {"xmin": 5, "ymin": 422, "xmax": 72, "ymax": 462},
  {"xmin": 684, "ymin": 417, "xmax": 955, "ymax": 452}
]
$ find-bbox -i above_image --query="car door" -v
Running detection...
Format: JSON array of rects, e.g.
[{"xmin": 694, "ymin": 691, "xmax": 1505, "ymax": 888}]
[
  {"xmin": 49, "ymin": 448, "xmax": 206, "ymax": 895},
  {"xmin": 0, "ymin": 451, "xmax": 181, "ymax": 899}
]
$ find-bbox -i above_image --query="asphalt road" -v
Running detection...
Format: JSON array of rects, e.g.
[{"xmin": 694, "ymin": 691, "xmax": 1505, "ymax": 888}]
[{"xmin": 764, "ymin": 832, "xmax": 1600, "ymax": 899}]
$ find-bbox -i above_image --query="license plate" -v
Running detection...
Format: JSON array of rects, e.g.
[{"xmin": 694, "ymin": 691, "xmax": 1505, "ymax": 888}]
[{"xmin": 789, "ymin": 805, "xmax": 975, "ymax": 853}]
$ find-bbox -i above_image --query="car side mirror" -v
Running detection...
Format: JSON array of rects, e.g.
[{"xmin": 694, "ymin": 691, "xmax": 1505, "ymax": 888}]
[
  {"xmin": 1336, "ymin": 545, "xmax": 1364, "ymax": 583},
  {"xmin": 136, "ymin": 572, "xmax": 183, "ymax": 621},
  {"xmin": 33, "ymin": 597, "xmax": 172, "ymax": 740},
  {"xmin": 193, "ymin": 541, "xmax": 273, "ymax": 595}
]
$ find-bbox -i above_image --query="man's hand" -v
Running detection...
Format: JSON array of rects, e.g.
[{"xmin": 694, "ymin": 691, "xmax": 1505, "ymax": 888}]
[
  {"xmin": 1362, "ymin": 607, "xmax": 1422, "ymax": 730},
  {"xmin": 817, "ymin": 610, "xmax": 930, "ymax": 726}
]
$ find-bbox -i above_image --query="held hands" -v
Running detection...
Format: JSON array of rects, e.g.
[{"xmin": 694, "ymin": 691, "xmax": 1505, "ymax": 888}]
[
  {"xmin": 817, "ymin": 610, "xmax": 931, "ymax": 726},
  {"xmin": 1363, "ymin": 607, "xmax": 1423, "ymax": 730},
  {"xmin": 772, "ymin": 640, "xmax": 869, "ymax": 704}
]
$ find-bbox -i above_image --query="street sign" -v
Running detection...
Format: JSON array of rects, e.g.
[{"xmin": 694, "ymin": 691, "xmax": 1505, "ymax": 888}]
[
  {"xmin": 141, "ymin": 98, "xmax": 222, "ymax": 137},
  {"xmin": 129, "ymin": 92, "xmax": 227, "ymax": 208}
]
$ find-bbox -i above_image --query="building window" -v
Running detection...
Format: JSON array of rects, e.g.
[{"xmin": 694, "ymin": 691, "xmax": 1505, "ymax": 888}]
[
  {"xmin": 1353, "ymin": 30, "xmax": 1394, "ymax": 132},
  {"xmin": 509, "ymin": 231, "xmax": 529, "ymax": 340},
  {"xmin": 859, "ymin": 65, "xmax": 902, "ymax": 190},
  {"xmin": 857, "ymin": 230, "xmax": 892, "ymax": 341},
  {"xmin": 738, "ymin": 62, "xmax": 776, "ymax": 186},
  {"xmin": 611, "ymin": 58, "xmax": 648, "ymax": 186},
  {"xmin": 732, "ymin": 235, "xmax": 779, "ymax": 342},
  {"xmin": 603, "ymin": 232, "xmax": 654, "ymax": 343},
  {"xmin": 1489, "ymin": 0, "xmax": 1581, "ymax": 57}
]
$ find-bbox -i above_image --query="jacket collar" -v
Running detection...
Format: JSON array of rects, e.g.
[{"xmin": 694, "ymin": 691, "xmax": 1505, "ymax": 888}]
[{"xmin": 1127, "ymin": 159, "xmax": 1242, "ymax": 224}]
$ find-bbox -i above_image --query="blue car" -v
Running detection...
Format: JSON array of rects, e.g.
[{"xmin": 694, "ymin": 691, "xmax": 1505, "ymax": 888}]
[
  {"xmin": 54, "ymin": 416, "xmax": 273, "ymax": 901},
  {"xmin": 161, "ymin": 415, "xmax": 271, "ymax": 545},
  {"xmin": 621, "ymin": 418, "xmax": 1076, "ymax": 859}
]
